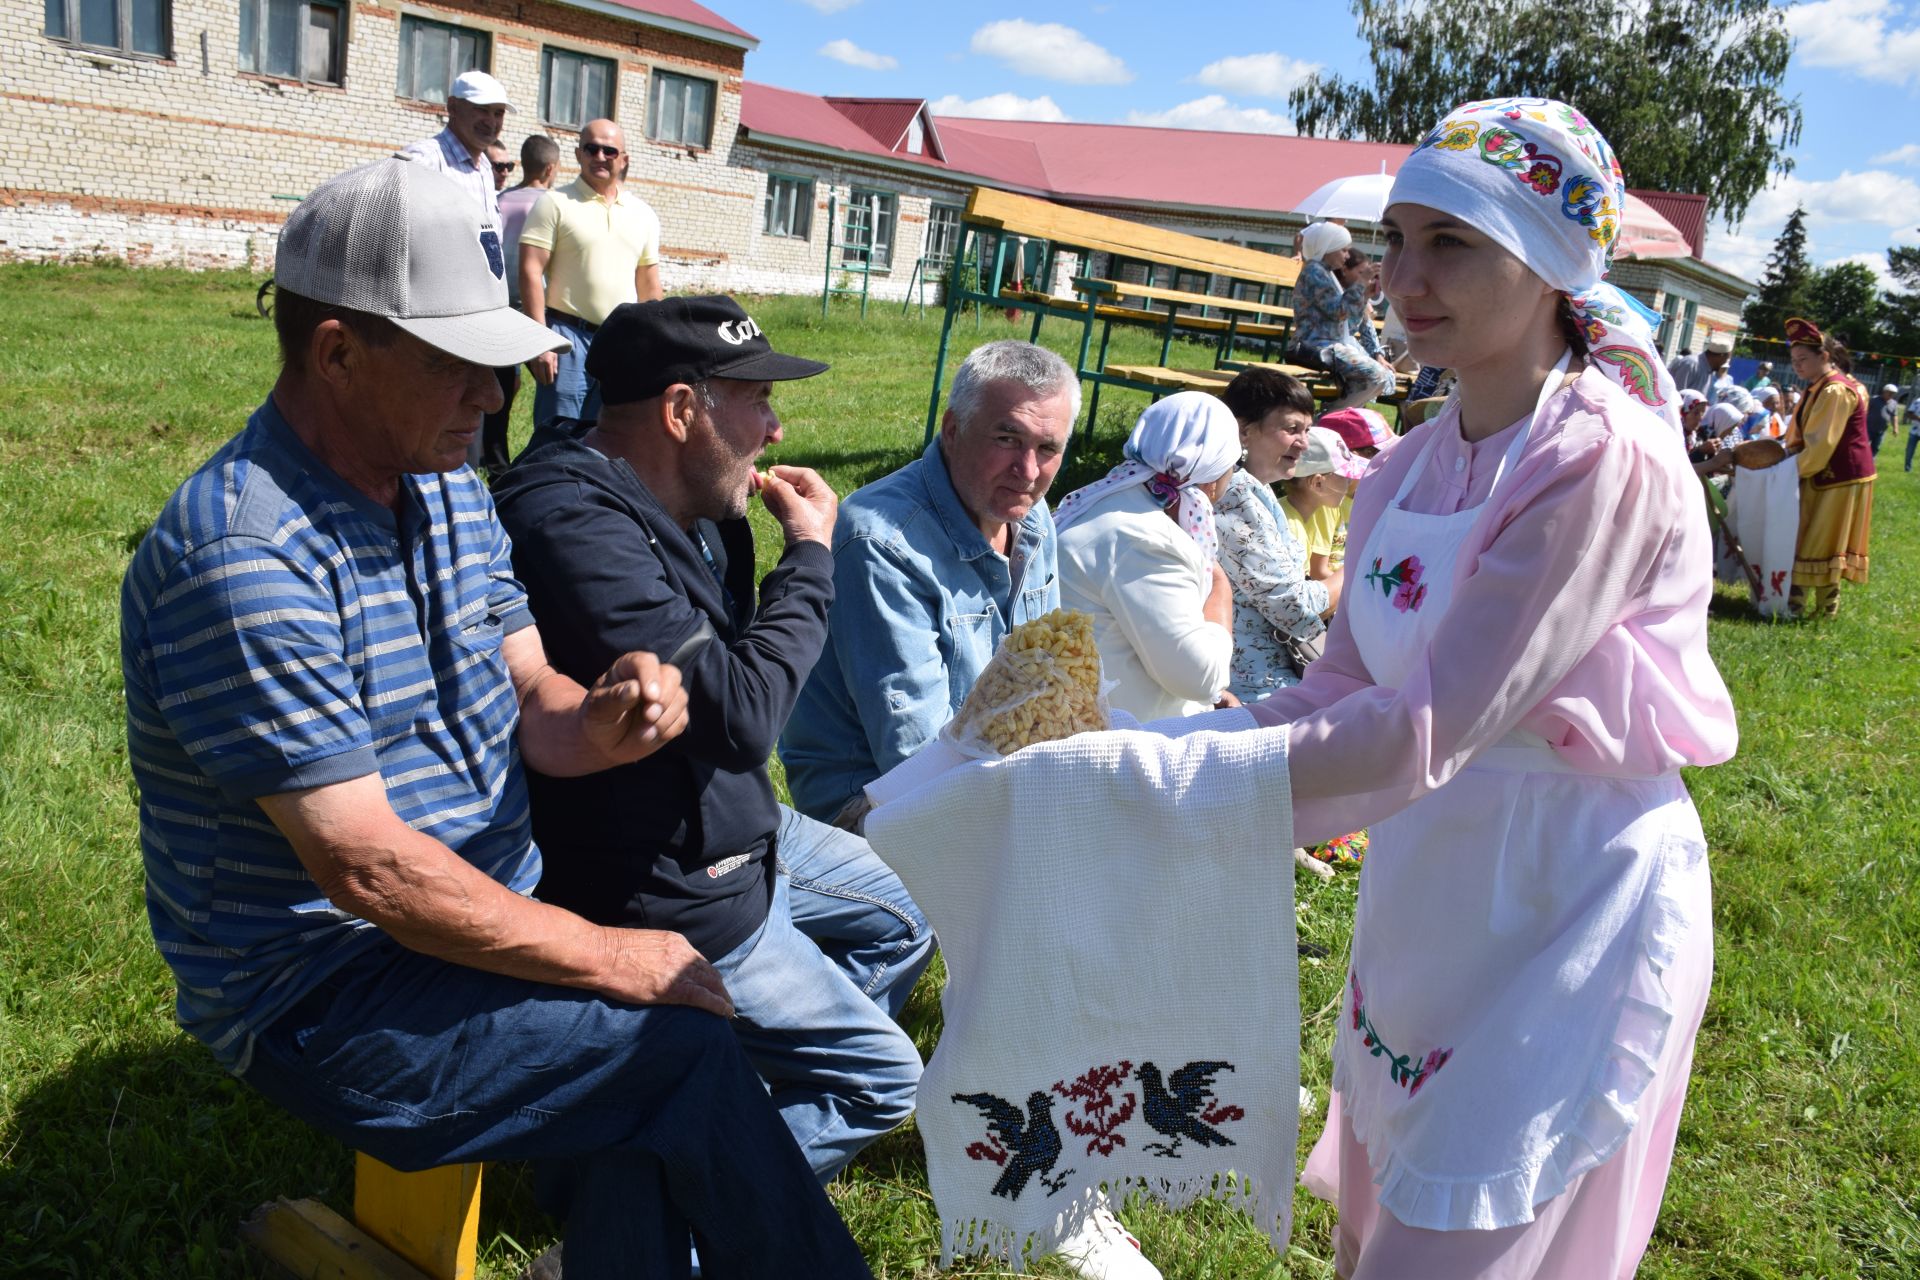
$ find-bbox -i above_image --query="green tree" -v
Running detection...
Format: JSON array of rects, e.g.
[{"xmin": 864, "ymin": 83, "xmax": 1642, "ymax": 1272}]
[
  {"xmin": 1743, "ymin": 206, "xmax": 1812, "ymax": 343},
  {"xmin": 1805, "ymin": 261, "xmax": 1884, "ymax": 347},
  {"xmin": 1883, "ymin": 244, "xmax": 1920, "ymax": 356},
  {"xmin": 1289, "ymin": 0, "xmax": 1801, "ymax": 225}
]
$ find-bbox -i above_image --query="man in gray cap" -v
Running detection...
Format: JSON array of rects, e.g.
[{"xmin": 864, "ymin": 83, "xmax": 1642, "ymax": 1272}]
[
  {"xmin": 1668, "ymin": 329, "xmax": 1736, "ymax": 401},
  {"xmin": 120, "ymin": 159, "xmax": 873, "ymax": 1279}
]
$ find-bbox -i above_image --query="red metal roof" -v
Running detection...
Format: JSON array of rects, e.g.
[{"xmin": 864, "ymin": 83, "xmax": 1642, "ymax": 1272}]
[
  {"xmin": 1626, "ymin": 189, "xmax": 1708, "ymax": 258},
  {"xmin": 589, "ymin": 0, "xmax": 753, "ymax": 44}
]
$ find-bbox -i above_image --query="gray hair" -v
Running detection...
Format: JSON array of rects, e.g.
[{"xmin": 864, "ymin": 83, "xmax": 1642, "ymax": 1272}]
[{"xmin": 946, "ymin": 340, "xmax": 1081, "ymax": 432}]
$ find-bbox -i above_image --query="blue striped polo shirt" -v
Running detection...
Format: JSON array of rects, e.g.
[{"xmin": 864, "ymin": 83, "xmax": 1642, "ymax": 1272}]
[{"xmin": 121, "ymin": 396, "xmax": 539, "ymax": 1073}]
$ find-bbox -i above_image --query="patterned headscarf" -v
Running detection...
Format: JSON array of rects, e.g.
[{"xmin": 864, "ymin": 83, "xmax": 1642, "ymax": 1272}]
[
  {"xmin": 1053, "ymin": 391, "xmax": 1242, "ymax": 566},
  {"xmin": 1389, "ymin": 96, "xmax": 1680, "ymax": 429}
]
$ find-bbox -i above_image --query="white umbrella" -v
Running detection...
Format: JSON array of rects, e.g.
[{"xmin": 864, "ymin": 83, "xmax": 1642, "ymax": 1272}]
[{"xmin": 1292, "ymin": 163, "xmax": 1394, "ymax": 222}]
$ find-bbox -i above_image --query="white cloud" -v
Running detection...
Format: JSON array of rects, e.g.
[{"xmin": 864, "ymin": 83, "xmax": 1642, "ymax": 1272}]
[
  {"xmin": 1783, "ymin": 0, "xmax": 1920, "ymax": 85},
  {"xmin": 1706, "ymin": 169, "xmax": 1920, "ymax": 286},
  {"xmin": 818, "ymin": 38, "xmax": 897, "ymax": 71},
  {"xmin": 1872, "ymin": 142, "xmax": 1920, "ymax": 166},
  {"xmin": 1821, "ymin": 250, "xmax": 1900, "ymax": 291},
  {"xmin": 798, "ymin": 0, "xmax": 860, "ymax": 13},
  {"xmin": 969, "ymin": 20, "xmax": 1132, "ymax": 85},
  {"xmin": 1123, "ymin": 95, "xmax": 1295, "ymax": 135},
  {"xmin": 1742, "ymin": 170, "xmax": 1920, "ymax": 230},
  {"xmin": 1192, "ymin": 52, "xmax": 1322, "ymax": 100},
  {"xmin": 928, "ymin": 92, "xmax": 1071, "ymax": 122}
]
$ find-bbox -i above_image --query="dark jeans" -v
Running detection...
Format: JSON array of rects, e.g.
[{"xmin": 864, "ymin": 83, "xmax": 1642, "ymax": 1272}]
[
  {"xmin": 242, "ymin": 939, "xmax": 873, "ymax": 1280},
  {"xmin": 1906, "ymin": 432, "xmax": 1917, "ymax": 471}
]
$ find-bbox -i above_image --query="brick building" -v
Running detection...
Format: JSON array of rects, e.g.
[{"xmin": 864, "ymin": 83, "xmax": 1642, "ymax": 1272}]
[{"xmin": 1, "ymin": 0, "xmax": 760, "ymax": 280}]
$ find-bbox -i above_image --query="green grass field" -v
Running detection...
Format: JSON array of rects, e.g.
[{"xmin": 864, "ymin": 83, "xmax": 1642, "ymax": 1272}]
[{"xmin": 1, "ymin": 264, "xmax": 1916, "ymax": 1278}]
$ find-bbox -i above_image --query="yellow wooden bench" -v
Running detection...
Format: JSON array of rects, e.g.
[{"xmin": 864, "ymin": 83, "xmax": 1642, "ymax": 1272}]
[
  {"xmin": 925, "ymin": 187, "xmax": 1308, "ymax": 442},
  {"xmin": 242, "ymin": 1153, "xmax": 484, "ymax": 1280}
]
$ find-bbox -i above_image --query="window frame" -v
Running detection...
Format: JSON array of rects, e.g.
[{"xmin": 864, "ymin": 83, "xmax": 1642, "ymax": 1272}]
[
  {"xmin": 396, "ymin": 13, "xmax": 490, "ymax": 105},
  {"xmin": 539, "ymin": 44, "xmax": 617, "ymax": 131},
  {"xmin": 842, "ymin": 187, "xmax": 898, "ymax": 270},
  {"xmin": 763, "ymin": 173, "xmax": 815, "ymax": 241},
  {"xmin": 236, "ymin": 0, "xmax": 344, "ymax": 85},
  {"xmin": 647, "ymin": 68, "xmax": 716, "ymax": 148},
  {"xmin": 925, "ymin": 203, "xmax": 963, "ymax": 268},
  {"xmin": 45, "ymin": 0, "xmax": 171, "ymax": 59}
]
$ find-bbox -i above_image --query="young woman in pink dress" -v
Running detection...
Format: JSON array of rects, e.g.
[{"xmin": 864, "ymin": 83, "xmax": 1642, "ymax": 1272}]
[{"xmin": 1247, "ymin": 99, "xmax": 1739, "ymax": 1277}]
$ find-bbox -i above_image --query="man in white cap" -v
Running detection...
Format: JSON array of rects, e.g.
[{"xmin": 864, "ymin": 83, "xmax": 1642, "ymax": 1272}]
[
  {"xmin": 120, "ymin": 158, "xmax": 874, "ymax": 1280},
  {"xmin": 399, "ymin": 68, "xmax": 518, "ymax": 474},
  {"xmin": 398, "ymin": 69, "xmax": 511, "ymax": 225},
  {"xmin": 1867, "ymin": 382, "xmax": 1899, "ymax": 455},
  {"xmin": 1668, "ymin": 330, "xmax": 1736, "ymax": 401}
]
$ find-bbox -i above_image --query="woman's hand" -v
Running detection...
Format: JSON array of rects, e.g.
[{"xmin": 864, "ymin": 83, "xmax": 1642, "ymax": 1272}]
[{"xmin": 1214, "ymin": 690, "xmax": 1242, "ymax": 710}]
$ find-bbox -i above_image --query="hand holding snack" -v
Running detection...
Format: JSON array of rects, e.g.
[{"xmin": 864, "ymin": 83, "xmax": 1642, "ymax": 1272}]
[{"xmin": 757, "ymin": 464, "xmax": 838, "ymax": 547}]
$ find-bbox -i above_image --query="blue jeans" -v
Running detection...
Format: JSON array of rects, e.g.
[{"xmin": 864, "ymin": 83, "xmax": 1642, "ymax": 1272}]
[
  {"xmin": 242, "ymin": 940, "xmax": 872, "ymax": 1280},
  {"xmin": 533, "ymin": 311, "xmax": 603, "ymax": 429},
  {"xmin": 713, "ymin": 807, "xmax": 935, "ymax": 1180},
  {"xmin": 1907, "ymin": 432, "xmax": 1917, "ymax": 471}
]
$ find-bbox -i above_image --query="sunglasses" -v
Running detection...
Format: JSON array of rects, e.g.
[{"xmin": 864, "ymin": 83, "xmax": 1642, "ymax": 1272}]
[
  {"xmin": 580, "ymin": 143, "xmax": 622, "ymax": 159},
  {"xmin": 491, "ymin": 162, "xmax": 516, "ymax": 175}
]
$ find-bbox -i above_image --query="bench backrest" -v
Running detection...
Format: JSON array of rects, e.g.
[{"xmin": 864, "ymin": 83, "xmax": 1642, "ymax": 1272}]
[{"xmin": 964, "ymin": 187, "xmax": 1300, "ymax": 290}]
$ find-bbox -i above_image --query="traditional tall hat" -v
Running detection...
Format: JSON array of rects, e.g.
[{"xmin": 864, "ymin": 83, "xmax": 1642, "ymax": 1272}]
[{"xmin": 1784, "ymin": 316, "xmax": 1825, "ymax": 348}]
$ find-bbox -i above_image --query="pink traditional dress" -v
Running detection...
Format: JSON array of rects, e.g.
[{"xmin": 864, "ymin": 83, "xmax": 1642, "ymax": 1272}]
[{"xmin": 1250, "ymin": 359, "xmax": 1737, "ymax": 1278}]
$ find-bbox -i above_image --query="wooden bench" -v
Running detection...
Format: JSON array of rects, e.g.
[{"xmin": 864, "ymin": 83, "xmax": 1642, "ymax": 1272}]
[
  {"xmin": 923, "ymin": 187, "xmax": 1307, "ymax": 443},
  {"xmin": 242, "ymin": 1153, "xmax": 485, "ymax": 1280}
]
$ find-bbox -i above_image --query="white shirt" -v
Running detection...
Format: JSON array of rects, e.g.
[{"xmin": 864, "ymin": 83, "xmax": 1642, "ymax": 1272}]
[
  {"xmin": 1056, "ymin": 483, "xmax": 1234, "ymax": 721},
  {"xmin": 397, "ymin": 127, "xmax": 499, "ymax": 226}
]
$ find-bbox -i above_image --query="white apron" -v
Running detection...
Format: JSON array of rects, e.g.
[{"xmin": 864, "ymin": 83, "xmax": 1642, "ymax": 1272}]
[{"xmin": 1333, "ymin": 360, "xmax": 1713, "ymax": 1231}]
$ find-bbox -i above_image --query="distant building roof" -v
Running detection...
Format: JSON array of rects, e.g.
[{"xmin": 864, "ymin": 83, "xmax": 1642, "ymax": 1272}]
[
  {"xmin": 562, "ymin": 0, "xmax": 755, "ymax": 49},
  {"xmin": 824, "ymin": 98, "xmax": 942, "ymax": 160},
  {"xmin": 1626, "ymin": 189, "xmax": 1708, "ymax": 258}
]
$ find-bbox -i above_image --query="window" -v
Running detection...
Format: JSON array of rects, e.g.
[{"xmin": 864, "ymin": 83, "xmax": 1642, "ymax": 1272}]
[
  {"xmin": 237, "ymin": 0, "xmax": 341, "ymax": 84},
  {"xmin": 925, "ymin": 204, "xmax": 962, "ymax": 266},
  {"xmin": 45, "ymin": 0, "xmax": 169, "ymax": 57},
  {"xmin": 764, "ymin": 175, "xmax": 813, "ymax": 240},
  {"xmin": 842, "ymin": 188, "xmax": 897, "ymax": 269},
  {"xmin": 397, "ymin": 15, "xmax": 488, "ymax": 104},
  {"xmin": 648, "ymin": 70, "xmax": 715, "ymax": 147},
  {"xmin": 541, "ymin": 47, "xmax": 614, "ymax": 130}
]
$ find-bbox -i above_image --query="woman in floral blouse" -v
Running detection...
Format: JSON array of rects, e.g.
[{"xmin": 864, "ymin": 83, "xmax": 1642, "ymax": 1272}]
[
  {"xmin": 1291, "ymin": 221, "xmax": 1398, "ymax": 414},
  {"xmin": 1215, "ymin": 369, "xmax": 1335, "ymax": 700}
]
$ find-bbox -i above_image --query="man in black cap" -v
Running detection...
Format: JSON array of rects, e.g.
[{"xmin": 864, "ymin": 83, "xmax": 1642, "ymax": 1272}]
[{"xmin": 494, "ymin": 296, "xmax": 934, "ymax": 1183}]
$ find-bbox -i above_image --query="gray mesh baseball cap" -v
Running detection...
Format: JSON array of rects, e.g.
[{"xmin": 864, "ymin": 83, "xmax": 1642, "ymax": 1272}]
[{"xmin": 276, "ymin": 157, "xmax": 565, "ymax": 367}]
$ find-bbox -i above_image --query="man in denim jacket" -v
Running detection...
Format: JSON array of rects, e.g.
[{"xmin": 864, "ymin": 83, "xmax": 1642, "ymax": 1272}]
[{"xmin": 782, "ymin": 341, "xmax": 1078, "ymax": 827}]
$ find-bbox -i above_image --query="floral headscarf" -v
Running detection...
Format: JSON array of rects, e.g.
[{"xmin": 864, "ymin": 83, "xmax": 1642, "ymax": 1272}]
[{"xmin": 1389, "ymin": 96, "xmax": 1680, "ymax": 430}]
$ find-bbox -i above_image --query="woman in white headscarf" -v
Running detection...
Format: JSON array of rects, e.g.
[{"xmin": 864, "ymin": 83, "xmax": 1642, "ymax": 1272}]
[
  {"xmin": 1239, "ymin": 98, "xmax": 1738, "ymax": 1277},
  {"xmin": 1053, "ymin": 391, "xmax": 1240, "ymax": 720},
  {"xmin": 1291, "ymin": 221, "xmax": 1399, "ymax": 413}
]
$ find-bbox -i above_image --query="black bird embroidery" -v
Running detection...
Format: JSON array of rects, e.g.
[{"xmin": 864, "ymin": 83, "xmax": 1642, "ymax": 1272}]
[
  {"xmin": 1136, "ymin": 1060, "xmax": 1241, "ymax": 1157},
  {"xmin": 951, "ymin": 1089, "xmax": 1072, "ymax": 1199}
]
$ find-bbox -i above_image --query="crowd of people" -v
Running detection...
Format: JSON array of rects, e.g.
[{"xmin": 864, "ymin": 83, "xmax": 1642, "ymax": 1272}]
[{"xmin": 120, "ymin": 87, "xmax": 1852, "ymax": 1280}]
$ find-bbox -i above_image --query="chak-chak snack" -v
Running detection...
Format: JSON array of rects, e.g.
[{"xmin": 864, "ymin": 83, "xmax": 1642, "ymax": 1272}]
[{"xmin": 949, "ymin": 609, "xmax": 1108, "ymax": 756}]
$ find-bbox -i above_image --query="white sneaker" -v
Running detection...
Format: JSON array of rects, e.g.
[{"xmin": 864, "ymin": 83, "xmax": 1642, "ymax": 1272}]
[{"xmin": 1052, "ymin": 1206, "xmax": 1164, "ymax": 1280}]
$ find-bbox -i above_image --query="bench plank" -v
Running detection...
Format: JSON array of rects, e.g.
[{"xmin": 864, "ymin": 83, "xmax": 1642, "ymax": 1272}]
[
  {"xmin": 966, "ymin": 188, "xmax": 1300, "ymax": 288},
  {"xmin": 240, "ymin": 1196, "xmax": 432, "ymax": 1280}
]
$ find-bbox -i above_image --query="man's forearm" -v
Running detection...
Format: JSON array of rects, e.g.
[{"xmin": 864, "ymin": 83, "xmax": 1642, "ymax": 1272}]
[{"xmin": 520, "ymin": 260, "xmax": 547, "ymax": 325}]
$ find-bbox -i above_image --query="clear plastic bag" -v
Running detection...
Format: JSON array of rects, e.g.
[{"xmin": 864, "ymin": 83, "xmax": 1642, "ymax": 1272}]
[{"xmin": 942, "ymin": 609, "xmax": 1111, "ymax": 760}]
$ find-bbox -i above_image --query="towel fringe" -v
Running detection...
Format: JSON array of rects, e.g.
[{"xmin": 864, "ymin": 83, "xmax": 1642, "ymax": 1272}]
[{"xmin": 939, "ymin": 1173, "xmax": 1290, "ymax": 1272}]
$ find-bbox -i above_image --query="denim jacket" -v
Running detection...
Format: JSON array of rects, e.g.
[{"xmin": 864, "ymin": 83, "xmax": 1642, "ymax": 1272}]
[{"xmin": 781, "ymin": 438, "xmax": 1059, "ymax": 820}]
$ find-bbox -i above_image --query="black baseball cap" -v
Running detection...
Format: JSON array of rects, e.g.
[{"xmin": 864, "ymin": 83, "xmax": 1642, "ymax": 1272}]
[{"xmin": 587, "ymin": 295, "xmax": 829, "ymax": 405}]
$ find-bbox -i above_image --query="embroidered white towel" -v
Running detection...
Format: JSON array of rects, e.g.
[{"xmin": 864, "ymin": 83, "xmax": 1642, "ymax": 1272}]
[{"xmin": 864, "ymin": 721, "xmax": 1297, "ymax": 1270}]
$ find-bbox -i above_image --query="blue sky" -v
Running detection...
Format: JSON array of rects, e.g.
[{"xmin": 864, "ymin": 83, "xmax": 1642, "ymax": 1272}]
[{"xmin": 715, "ymin": 0, "xmax": 1920, "ymax": 293}]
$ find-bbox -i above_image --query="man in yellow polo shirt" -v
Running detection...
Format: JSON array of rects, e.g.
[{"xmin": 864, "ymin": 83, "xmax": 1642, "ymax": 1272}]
[{"xmin": 519, "ymin": 118, "xmax": 664, "ymax": 429}]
